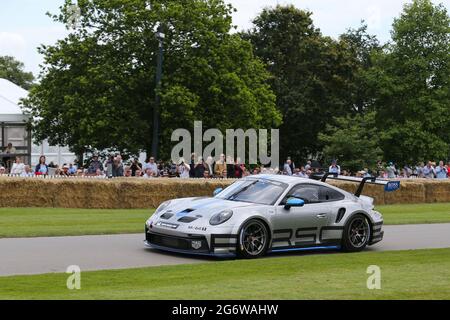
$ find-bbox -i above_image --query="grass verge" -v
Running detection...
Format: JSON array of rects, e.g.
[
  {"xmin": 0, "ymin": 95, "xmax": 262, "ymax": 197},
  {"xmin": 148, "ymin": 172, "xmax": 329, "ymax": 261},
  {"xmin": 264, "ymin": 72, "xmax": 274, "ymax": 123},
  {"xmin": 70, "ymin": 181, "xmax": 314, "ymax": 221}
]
[
  {"xmin": 0, "ymin": 203, "xmax": 449, "ymax": 238},
  {"xmin": 0, "ymin": 208, "xmax": 152, "ymax": 238},
  {"xmin": 0, "ymin": 248, "xmax": 449, "ymax": 299},
  {"xmin": 378, "ymin": 202, "xmax": 450, "ymax": 225}
]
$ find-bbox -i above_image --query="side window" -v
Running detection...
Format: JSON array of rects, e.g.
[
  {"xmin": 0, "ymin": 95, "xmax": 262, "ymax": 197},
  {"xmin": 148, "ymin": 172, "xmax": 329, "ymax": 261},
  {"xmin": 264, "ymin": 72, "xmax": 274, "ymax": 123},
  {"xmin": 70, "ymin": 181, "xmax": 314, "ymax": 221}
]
[
  {"xmin": 285, "ymin": 184, "xmax": 321, "ymax": 204},
  {"xmin": 319, "ymin": 186, "xmax": 345, "ymax": 202}
]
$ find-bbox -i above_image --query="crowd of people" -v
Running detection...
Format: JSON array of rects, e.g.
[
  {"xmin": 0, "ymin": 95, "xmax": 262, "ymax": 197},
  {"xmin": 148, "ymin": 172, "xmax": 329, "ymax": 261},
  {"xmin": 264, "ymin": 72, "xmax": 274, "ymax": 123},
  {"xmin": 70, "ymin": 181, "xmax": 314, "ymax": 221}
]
[
  {"xmin": 281, "ymin": 159, "xmax": 450, "ymax": 180},
  {"xmin": 1, "ymin": 151, "xmax": 450, "ymax": 180}
]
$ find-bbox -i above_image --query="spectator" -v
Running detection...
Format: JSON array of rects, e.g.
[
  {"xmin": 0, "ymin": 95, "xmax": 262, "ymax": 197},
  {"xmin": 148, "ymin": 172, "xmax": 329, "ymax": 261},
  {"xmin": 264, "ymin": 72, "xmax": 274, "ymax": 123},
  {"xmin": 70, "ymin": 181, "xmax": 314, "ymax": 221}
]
[
  {"xmin": 435, "ymin": 161, "xmax": 448, "ymax": 179},
  {"xmin": 68, "ymin": 163, "xmax": 77, "ymax": 175},
  {"xmin": 11, "ymin": 156, "xmax": 25, "ymax": 175},
  {"xmin": 194, "ymin": 157, "xmax": 206, "ymax": 178},
  {"xmin": 3, "ymin": 143, "xmax": 16, "ymax": 171},
  {"xmin": 135, "ymin": 169, "xmax": 142, "ymax": 177},
  {"xmin": 226, "ymin": 156, "xmax": 235, "ymax": 178},
  {"xmin": 423, "ymin": 161, "xmax": 435, "ymax": 179},
  {"xmin": 130, "ymin": 158, "xmax": 142, "ymax": 177},
  {"xmin": 21, "ymin": 165, "xmax": 34, "ymax": 177},
  {"xmin": 375, "ymin": 161, "xmax": 384, "ymax": 177},
  {"xmin": 305, "ymin": 160, "xmax": 312, "ymax": 171},
  {"xmin": 177, "ymin": 158, "xmax": 190, "ymax": 179},
  {"xmin": 415, "ymin": 162, "xmax": 425, "ymax": 178},
  {"xmin": 283, "ymin": 159, "xmax": 293, "ymax": 176},
  {"xmin": 143, "ymin": 156, "xmax": 158, "ymax": 177},
  {"xmin": 143, "ymin": 168, "xmax": 154, "ymax": 179},
  {"xmin": 203, "ymin": 170, "xmax": 211, "ymax": 179},
  {"xmin": 329, "ymin": 160, "xmax": 341, "ymax": 175},
  {"xmin": 214, "ymin": 154, "xmax": 226, "ymax": 177},
  {"xmin": 35, "ymin": 156, "xmax": 49, "ymax": 176},
  {"xmin": 124, "ymin": 166, "xmax": 132, "ymax": 177},
  {"xmin": 288, "ymin": 157, "xmax": 295, "ymax": 173},
  {"xmin": 113, "ymin": 155, "xmax": 124, "ymax": 177},
  {"xmin": 96, "ymin": 168, "xmax": 106, "ymax": 177},
  {"xmin": 188, "ymin": 153, "xmax": 196, "ymax": 178},
  {"xmin": 0, "ymin": 166, "xmax": 5, "ymax": 175},
  {"xmin": 221, "ymin": 169, "xmax": 228, "ymax": 179},
  {"xmin": 4, "ymin": 142, "xmax": 16, "ymax": 154},
  {"xmin": 386, "ymin": 162, "xmax": 397, "ymax": 179},
  {"xmin": 234, "ymin": 158, "xmax": 245, "ymax": 179},
  {"xmin": 88, "ymin": 154, "xmax": 104, "ymax": 175},
  {"xmin": 60, "ymin": 164, "xmax": 70, "ymax": 176}
]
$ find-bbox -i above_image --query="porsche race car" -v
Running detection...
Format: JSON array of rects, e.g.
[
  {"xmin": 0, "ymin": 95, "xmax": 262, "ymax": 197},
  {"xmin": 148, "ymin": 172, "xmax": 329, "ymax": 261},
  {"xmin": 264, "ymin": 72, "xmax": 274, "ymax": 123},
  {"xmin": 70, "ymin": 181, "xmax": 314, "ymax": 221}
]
[{"xmin": 144, "ymin": 174, "xmax": 400, "ymax": 258}]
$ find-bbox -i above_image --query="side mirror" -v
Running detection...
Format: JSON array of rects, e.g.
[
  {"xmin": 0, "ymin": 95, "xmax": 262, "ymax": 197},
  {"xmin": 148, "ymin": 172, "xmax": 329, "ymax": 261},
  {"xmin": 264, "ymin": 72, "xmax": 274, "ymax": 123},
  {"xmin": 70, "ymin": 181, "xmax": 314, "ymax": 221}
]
[
  {"xmin": 213, "ymin": 188, "xmax": 223, "ymax": 196},
  {"xmin": 284, "ymin": 198, "xmax": 305, "ymax": 210}
]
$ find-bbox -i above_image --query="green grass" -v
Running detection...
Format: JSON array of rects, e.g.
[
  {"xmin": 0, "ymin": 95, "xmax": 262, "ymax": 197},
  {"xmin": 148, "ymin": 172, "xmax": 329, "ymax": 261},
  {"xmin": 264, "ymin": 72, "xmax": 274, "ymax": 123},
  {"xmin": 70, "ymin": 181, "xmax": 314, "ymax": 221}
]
[
  {"xmin": 0, "ymin": 207, "xmax": 153, "ymax": 238},
  {"xmin": 0, "ymin": 203, "xmax": 449, "ymax": 239},
  {"xmin": 378, "ymin": 203, "xmax": 450, "ymax": 225},
  {"xmin": 0, "ymin": 248, "xmax": 449, "ymax": 299}
]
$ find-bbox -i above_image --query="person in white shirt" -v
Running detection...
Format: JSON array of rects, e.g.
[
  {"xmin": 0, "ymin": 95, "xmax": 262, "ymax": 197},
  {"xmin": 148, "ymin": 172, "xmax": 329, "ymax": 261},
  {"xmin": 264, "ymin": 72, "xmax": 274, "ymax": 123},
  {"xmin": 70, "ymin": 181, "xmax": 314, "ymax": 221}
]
[
  {"xmin": 329, "ymin": 160, "xmax": 341, "ymax": 175},
  {"xmin": 177, "ymin": 158, "xmax": 190, "ymax": 179},
  {"xmin": 20, "ymin": 165, "xmax": 34, "ymax": 177},
  {"xmin": 11, "ymin": 157, "xmax": 25, "ymax": 175},
  {"xmin": 143, "ymin": 168, "xmax": 155, "ymax": 179}
]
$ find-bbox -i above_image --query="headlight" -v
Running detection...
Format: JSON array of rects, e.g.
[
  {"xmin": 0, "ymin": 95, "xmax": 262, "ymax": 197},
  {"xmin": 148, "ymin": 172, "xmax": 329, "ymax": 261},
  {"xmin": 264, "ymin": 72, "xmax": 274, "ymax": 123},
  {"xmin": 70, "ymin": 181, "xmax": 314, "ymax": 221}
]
[
  {"xmin": 155, "ymin": 201, "xmax": 171, "ymax": 214},
  {"xmin": 209, "ymin": 210, "xmax": 233, "ymax": 226}
]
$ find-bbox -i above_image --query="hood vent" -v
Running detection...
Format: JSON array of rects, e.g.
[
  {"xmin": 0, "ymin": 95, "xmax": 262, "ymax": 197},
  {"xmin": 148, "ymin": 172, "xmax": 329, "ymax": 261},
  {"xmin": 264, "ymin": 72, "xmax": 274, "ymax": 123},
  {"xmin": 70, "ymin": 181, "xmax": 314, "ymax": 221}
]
[
  {"xmin": 178, "ymin": 216, "xmax": 198, "ymax": 223},
  {"xmin": 160, "ymin": 212, "xmax": 174, "ymax": 220}
]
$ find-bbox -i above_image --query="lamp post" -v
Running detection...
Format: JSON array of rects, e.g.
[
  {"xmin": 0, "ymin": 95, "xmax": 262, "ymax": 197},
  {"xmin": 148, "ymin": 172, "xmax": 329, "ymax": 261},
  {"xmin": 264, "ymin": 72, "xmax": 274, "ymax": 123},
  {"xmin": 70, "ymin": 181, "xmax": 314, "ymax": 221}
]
[{"xmin": 151, "ymin": 26, "xmax": 165, "ymax": 160}]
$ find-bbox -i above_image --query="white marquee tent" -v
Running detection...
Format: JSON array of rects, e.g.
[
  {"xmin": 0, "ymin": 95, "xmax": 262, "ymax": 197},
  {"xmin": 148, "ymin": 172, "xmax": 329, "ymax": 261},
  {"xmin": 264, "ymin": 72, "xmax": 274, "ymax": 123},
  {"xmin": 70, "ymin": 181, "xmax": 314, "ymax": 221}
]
[{"xmin": 0, "ymin": 78, "xmax": 75, "ymax": 167}]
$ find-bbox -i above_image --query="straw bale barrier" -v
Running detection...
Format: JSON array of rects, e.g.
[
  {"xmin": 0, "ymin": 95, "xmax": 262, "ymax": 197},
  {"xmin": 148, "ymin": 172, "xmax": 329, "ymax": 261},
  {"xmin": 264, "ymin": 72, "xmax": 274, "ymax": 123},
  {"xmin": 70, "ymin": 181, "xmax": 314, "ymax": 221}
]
[{"xmin": 0, "ymin": 177, "xmax": 448, "ymax": 209}]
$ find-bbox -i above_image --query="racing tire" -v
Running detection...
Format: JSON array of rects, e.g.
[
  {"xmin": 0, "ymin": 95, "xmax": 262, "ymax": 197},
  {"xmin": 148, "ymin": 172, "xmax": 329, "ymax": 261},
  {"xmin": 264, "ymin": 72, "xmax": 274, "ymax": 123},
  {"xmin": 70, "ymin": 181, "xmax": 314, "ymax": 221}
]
[
  {"xmin": 341, "ymin": 214, "xmax": 371, "ymax": 252},
  {"xmin": 237, "ymin": 219, "xmax": 269, "ymax": 259}
]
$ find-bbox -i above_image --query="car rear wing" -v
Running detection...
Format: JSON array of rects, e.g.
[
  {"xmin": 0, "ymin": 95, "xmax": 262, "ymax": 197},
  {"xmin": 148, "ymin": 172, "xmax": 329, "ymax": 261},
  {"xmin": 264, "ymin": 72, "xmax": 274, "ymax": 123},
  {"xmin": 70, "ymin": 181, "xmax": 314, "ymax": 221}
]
[{"xmin": 311, "ymin": 172, "xmax": 401, "ymax": 197}]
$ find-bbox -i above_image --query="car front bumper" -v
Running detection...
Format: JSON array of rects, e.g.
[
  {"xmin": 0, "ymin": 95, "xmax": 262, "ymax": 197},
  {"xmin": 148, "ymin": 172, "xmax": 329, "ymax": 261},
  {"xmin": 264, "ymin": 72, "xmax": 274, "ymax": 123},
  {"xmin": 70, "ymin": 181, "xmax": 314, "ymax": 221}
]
[{"xmin": 145, "ymin": 225, "xmax": 237, "ymax": 258}]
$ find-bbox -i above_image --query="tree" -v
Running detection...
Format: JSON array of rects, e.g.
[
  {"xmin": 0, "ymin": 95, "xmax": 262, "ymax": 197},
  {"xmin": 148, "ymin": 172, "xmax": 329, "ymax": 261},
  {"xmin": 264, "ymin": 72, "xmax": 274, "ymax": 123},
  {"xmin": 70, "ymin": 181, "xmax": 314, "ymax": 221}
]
[
  {"xmin": 23, "ymin": 0, "xmax": 281, "ymax": 159},
  {"xmin": 339, "ymin": 23, "xmax": 381, "ymax": 113},
  {"xmin": 243, "ymin": 5, "xmax": 357, "ymax": 162},
  {"xmin": 0, "ymin": 56, "xmax": 34, "ymax": 90},
  {"xmin": 369, "ymin": 0, "xmax": 450, "ymax": 163},
  {"xmin": 319, "ymin": 112, "xmax": 383, "ymax": 173}
]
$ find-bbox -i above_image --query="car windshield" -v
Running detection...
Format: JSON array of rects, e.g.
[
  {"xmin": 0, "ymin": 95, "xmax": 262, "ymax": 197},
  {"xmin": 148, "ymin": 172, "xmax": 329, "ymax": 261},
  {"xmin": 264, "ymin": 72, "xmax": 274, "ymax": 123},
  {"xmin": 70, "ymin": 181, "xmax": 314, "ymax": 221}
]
[{"xmin": 216, "ymin": 178, "xmax": 287, "ymax": 205}]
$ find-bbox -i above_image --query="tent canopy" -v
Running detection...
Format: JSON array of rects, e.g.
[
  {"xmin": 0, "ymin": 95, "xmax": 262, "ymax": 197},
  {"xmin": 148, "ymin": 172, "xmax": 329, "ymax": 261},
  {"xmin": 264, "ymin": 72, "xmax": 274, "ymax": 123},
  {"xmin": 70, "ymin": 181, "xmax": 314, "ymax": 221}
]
[{"xmin": 0, "ymin": 78, "xmax": 29, "ymax": 115}]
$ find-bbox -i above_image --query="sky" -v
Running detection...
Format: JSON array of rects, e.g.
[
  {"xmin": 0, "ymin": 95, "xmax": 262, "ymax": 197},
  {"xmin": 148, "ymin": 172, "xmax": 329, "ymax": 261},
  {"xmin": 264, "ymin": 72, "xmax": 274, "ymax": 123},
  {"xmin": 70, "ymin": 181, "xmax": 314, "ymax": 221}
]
[{"xmin": 0, "ymin": 0, "xmax": 449, "ymax": 76}]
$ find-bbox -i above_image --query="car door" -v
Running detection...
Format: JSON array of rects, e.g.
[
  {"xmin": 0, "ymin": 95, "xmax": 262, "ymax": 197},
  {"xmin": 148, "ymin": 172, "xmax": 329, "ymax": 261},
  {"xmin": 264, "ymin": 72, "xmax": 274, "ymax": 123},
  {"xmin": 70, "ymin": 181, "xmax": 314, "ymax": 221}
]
[{"xmin": 271, "ymin": 184, "xmax": 332, "ymax": 249}]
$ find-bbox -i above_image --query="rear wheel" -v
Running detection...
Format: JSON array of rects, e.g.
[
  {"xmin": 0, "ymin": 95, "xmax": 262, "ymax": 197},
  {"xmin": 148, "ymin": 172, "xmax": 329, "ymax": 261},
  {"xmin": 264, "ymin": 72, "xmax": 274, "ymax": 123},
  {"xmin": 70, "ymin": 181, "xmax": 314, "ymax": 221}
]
[
  {"xmin": 342, "ymin": 214, "xmax": 371, "ymax": 252},
  {"xmin": 237, "ymin": 220, "xmax": 269, "ymax": 259}
]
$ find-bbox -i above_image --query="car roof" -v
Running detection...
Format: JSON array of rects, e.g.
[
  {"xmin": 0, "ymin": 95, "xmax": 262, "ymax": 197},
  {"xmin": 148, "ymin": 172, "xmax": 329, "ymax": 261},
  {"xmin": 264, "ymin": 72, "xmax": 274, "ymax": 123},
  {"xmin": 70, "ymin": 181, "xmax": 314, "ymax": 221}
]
[
  {"xmin": 248, "ymin": 174, "xmax": 321, "ymax": 185},
  {"xmin": 248, "ymin": 174, "xmax": 354, "ymax": 196}
]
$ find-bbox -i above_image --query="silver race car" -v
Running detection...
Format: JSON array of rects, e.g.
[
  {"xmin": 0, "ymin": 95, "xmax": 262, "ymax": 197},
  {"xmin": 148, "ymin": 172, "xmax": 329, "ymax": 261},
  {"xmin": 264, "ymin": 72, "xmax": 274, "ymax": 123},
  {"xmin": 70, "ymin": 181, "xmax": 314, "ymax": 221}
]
[{"xmin": 144, "ymin": 174, "xmax": 400, "ymax": 258}]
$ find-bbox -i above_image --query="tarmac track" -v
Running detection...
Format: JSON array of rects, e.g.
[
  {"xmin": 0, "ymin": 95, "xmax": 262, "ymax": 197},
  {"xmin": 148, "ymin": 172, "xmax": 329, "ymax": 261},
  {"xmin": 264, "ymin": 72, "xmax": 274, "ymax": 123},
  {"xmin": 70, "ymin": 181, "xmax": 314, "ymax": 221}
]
[{"xmin": 1, "ymin": 223, "xmax": 450, "ymax": 276}]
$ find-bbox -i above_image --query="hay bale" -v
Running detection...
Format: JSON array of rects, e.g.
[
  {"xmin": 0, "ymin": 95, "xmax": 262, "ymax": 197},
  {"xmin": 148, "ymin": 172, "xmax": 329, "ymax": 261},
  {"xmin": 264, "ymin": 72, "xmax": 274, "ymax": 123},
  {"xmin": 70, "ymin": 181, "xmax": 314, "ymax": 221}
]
[
  {"xmin": 0, "ymin": 176, "xmax": 448, "ymax": 209},
  {"xmin": 422, "ymin": 180, "xmax": 450, "ymax": 203},
  {"xmin": 384, "ymin": 181, "xmax": 426, "ymax": 205}
]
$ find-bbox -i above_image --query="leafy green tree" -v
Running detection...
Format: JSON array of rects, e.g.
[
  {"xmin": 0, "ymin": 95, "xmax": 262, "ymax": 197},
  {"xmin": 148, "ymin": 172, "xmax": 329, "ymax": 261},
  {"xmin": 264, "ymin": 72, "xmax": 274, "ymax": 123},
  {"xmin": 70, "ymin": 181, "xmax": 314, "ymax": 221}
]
[
  {"xmin": 369, "ymin": 0, "xmax": 450, "ymax": 163},
  {"xmin": 0, "ymin": 56, "xmax": 34, "ymax": 90},
  {"xmin": 339, "ymin": 23, "xmax": 381, "ymax": 113},
  {"xmin": 243, "ymin": 5, "xmax": 357, "ymax": 162},
  {"xmin": 23, "ymin": 0, "xmax": 280, "ymax": 159},
  {"xmin": 319, "ymin": 112, "xmax": 383, "ymax": 173}
]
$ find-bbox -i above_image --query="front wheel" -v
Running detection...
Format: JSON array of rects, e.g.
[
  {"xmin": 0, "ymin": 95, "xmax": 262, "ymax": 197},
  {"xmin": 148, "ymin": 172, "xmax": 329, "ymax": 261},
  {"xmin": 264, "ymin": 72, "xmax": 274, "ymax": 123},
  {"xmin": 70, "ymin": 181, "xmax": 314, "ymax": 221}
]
[
  {"xmin": 342, "ymin": 214, "xmax": 371, "ymax": 252},
  {"xmin": 237, "ymin": 220, "xmax": 269, "ymax": 259}
]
